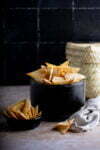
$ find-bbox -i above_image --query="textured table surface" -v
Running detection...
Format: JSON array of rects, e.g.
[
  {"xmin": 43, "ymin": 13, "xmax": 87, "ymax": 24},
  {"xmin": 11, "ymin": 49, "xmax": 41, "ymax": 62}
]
[{"xmin": 0, "ymin": 86, "xmax": 100, "ymax": 150}]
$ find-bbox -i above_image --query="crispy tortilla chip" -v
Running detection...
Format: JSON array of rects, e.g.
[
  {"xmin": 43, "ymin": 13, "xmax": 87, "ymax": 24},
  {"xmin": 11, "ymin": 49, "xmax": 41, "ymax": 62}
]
[
  {"xmin": 13, "ymin": 110, "xmax": 27, "ymax": 120},
  {"xmin": 22, "ymin": 99, "xmax": 32, "ymax": 119},
  {"xmin": 65, "ymin": 73, "xmax": 85, "ymax": 83},
  {"xmin": 35, "ymin": 106, "xmax": 39, "ymax": 114},
  {"xmin": 26, "ymin": 61, "xmax": 85, "ymax": 85},
  {"xmin": 37, "ymin": 111, "xmax": 42, "ymax": 118},
  {"xmin": 31, "ymin": 106, "xmax": 42, "ymax": 119},
  {"xmin": 49, "ymin": 66, "xmax": 54, "ymax": 81},
  {"xmin": 4, "ymin": 99, "xmax": 42, "ymax": 120},
  {"xmin": 52, "ymin": 76, "xmax": 70, "ymax": 85},
  {"xmin": 60, "ymin": 61, "xmax": 69, "ymax": 67},
  {"xmin": 45, "ymin": 62, "xmax": 56, "ymax": 68},
  {"xmin": 26, "ymin": 68, "xmax": 47, "ymax": 83},
  {"xmin": 47, "ymin": 66, "xmax": 80, "ymax": 78},
  {"xmin": 22, "ymin": 100, "xmax": 31, "ymax": 114},
  {"xmin": 8, "ymin": 100, "xmax": 26, "ymax": 112},
  {"xmin": 46, "ymin": 61, "xmax": 69, "ymax": 68},
  {"xmin": 3, "ymin": 110, "xmax": 12, "ymax": 118},
  {"xmin": 6, "ymin": 109, "xmax": 18, "ymax": 119},
  {"xmin": 31, "ymin": 106, "xmax": 35, "ymax": 118},
  {"xmin": 43, "ymin": 79, "xmax": 52, "ymax": 84},
  {"xmin": 65, "ymin": 66, "xmax": 80, "ymax": 73},
  {"xmin": 54, "ymin": 119, "xmax": 74, "ymax": 134},
  {"xmin": 34, "ymin": 106, "xmax": 39, "ymax": 118}
]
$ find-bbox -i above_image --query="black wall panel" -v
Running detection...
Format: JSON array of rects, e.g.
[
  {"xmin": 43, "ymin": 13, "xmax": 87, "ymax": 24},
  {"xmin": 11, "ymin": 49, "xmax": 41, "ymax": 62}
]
[
  {"xmin": 5, "ymin": 43, "xmax": 37, "ymax": 84},
  {"xmin": 5, "ymin": 0, "xmax": 38, "ymax": 8},
  {"xmin": 75, "ymin": 0, "xmax": 100, "ymax": 7},
  {"xmin": 37, "ymin": 43, "xmax": 66, "ymax": 67},
  {"xmin": 39, "ymin": 0, "xmax": 72, "ymax": 8},
  {"xmin": 1, "ymin": 0, "xmax": 100, "ymax": 84},
  {"xmin": 73, "ymin": 9, "xmax": 100, "ymax": 41},
  {"xmin": 4, "ymin": 9, "xmax": 37, "ymax": 43},
  {"xmin": 40, "ymin": 9, "xmax": 72, "ymax": 42}
]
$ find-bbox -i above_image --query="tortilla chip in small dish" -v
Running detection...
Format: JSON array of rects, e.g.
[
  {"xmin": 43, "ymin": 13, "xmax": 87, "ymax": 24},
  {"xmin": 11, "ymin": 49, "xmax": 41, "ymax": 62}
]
[{"xmin": 3, "ymin": 99, "xmax": 42, "ymax": 130}]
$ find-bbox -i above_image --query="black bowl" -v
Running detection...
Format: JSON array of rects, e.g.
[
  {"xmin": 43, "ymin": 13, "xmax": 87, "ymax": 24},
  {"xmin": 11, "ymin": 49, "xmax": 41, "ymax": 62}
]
[
  {"xmin": 31, "ymin": 80, "xmax": 86, "ymax": 121},
  {"xmin": 4, "ymin": 116, "xmax": 41, "ymax": 131}
]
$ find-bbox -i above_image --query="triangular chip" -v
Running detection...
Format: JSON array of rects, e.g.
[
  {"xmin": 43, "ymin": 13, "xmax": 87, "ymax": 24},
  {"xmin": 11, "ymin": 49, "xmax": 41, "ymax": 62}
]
[
  {"xmin": 54, "ymin": 119, "xmax": 74, "ymax": 134},
  {"xmin": 45, "ymin": 62, "xmax": 56, "ymax": 68},
  {"xmin": 31, "ymin": 106, "xmax": 35, "ymax": 118},
  {"xmin": 22, "ymin": 99, "xmax": 32, "ymax": 119},
  {"xmin": 26, "ymin": 68, "xmax": 47, "ymax": 83},
  {"xmin": 52, "ymin": 76, "xmax": 70, "ymax": 85},
  {"xmin": 6, "ymin": 109, "xmax": 18, "ymax": 119},
  {"xmin": 60, "ymin": 61, "xmax": 69, "ymax": 67},
  {"xmin": 13, "ymin": 110, "xmax": 27, "ymax": 120},
  {"xmin": 34, "ymin": 105, "xmax": 39, "ymax": 118},
  {"xmin": 43, "ymin": 79, "xmax": 52, "ymax": 84},
  {"xmin": 8, "ymin": 100, "xmax": 26, "ymax": 112},
  {"xmin": 65, "ymin": 73, "xmax": 85, "ymax": 83}
]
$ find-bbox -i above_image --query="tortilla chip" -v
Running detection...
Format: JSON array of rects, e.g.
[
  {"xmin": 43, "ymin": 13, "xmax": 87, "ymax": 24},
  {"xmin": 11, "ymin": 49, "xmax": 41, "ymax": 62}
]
[
  {"xmin": 6, "ymin": 109, "xmax": 18, "ymax": 119},
  {"xmin": 57, "ymin": 66, "xmax": 80, "ymax": 74},
  {"xmin": 52, "ymin": 76, "xmax": 70, "ymax": 85},
  {"xmin": 3, "ymin": 110, "xmax": 12, "ymax": 118},
  {"xmin": 22, "ymin": 99, "xmax": 32, "ymax": 119},
  {"xmin": 45, "ymin": 62, "xmax": 56, "ymax": 68},
  {"xmin": 13, "ymin": 110, "xmax": 27, "ymax": 120},
  {"xmin": 26, "ymin": 68, "xmax": 47, "ymax": 83},
  {"xmin": 8, "ymin": 100, "xmax": 26, "ymax": 113},
  {"xmin": 34, "ymin": 106, "xmax": 38, "ymax": 118},
  {"xmin": 31, "ymin": 106, "xmax": 35, "ymax": 118},
  {"xmin": 37, "ymin": 111, "xmax": 42, "ymax": 118},
  {"xmin": 4, "ymin": 99, "xmax": 42, "ymax": 120},
  {"xmin": 26, "ymin": 61, "xmax": 85, "ymax": 85},
  {"xmin": 22, "ymin": 100, "xmax": 31, "ymax": 114},
  {"xmin": 60, "ymin": 61, "xmax": 69, "ymax": 67},
  {"xmin": 49, "ymin": 66, "xmax": 54, "ymax": 81},
  {"xmin": 43, "ymin": 79, "xmax": 52, "ymax": 84},
  {"xmin": 65, "ymin": 73, "xmax": 85, "ymax": 83},
  {"xmin": 54, "ymin": 119, "xmax": 74, "ymax": 134},
  {"xmin": 30, "ymin": 106, "xmax": 42, "ymax": 119}
]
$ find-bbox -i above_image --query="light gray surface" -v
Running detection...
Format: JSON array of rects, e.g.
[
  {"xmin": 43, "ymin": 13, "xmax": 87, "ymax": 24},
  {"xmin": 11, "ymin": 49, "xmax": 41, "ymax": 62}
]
[{"xmin": 0, "ymin": 86, "xmax": 100, "ymax": 150}]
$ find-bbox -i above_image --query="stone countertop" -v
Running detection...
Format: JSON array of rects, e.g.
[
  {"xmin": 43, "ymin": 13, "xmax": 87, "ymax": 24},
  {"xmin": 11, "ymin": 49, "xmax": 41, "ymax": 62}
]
[{"xmin": 0, "ymin": 86, "xmax": 100, "ymax": 150}]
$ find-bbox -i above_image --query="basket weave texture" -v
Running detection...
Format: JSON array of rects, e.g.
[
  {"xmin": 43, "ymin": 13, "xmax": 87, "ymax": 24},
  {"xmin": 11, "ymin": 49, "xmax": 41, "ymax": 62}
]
[{"xmin": 66, "ymin": 42, "xmax": 100, "ymax": 98}]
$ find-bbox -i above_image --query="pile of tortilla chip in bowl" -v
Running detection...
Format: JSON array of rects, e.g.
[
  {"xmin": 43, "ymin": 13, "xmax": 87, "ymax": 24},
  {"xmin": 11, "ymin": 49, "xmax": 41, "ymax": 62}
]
[
  {"xmin": 3, "ymin": 99, "xmax": 42, "ymax": 130},
  {"xmin": 27, "ymin": 61, "xmax": 86, "ymax": 121}
]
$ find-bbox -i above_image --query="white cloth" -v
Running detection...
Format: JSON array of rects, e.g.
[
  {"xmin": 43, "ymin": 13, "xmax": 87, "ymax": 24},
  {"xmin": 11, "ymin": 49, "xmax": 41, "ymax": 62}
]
[{"xmin": 70, "ymin": 96, "xmax": 100, "ymax": 132}]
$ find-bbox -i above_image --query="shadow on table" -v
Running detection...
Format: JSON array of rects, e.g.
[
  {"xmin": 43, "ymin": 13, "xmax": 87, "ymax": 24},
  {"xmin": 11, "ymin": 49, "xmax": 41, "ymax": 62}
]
[{"xmin": 0, "ymin": 116, "xmax": 9, "ymax": 132}]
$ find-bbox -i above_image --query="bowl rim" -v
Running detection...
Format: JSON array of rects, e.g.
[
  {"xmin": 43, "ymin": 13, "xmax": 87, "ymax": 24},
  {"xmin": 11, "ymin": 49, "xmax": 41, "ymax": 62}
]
[{"xmin": 31, "ymin": 79, "xmax": 86, "ymax": 87}]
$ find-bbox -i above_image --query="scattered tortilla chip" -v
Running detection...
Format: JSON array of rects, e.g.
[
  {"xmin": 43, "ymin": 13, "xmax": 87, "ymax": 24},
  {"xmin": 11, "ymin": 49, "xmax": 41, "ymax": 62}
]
[{"xmin": 54, "ymin": 119, "xmax": 74, "ymax": 134}]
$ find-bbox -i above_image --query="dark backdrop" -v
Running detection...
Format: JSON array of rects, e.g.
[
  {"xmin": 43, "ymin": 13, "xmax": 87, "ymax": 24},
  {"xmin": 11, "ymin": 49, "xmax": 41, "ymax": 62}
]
[{"xmin": 1, "ymin": 0, "xmax": 100, "ymax": 85}]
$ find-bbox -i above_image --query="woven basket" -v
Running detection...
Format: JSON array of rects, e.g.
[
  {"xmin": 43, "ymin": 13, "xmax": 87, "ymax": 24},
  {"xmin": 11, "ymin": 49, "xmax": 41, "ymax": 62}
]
[{"xmin": 66, "ymin": 42, "xmax": 100, "ymax": 98}]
